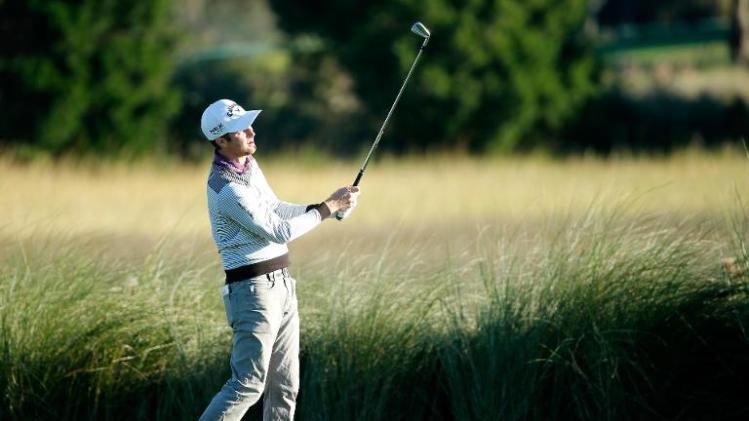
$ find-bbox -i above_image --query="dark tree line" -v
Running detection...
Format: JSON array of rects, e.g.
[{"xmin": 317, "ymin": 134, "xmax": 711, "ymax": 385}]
[
  {"xmin": 0, "ymin": 0, "xmax": 179, "ymax": 157},
  {"xmin": 268, "ymin": 0, "xmax": 598, "ymax": 153},
  {"xmin": 0, "ymin": 0, "xmax": 746, "ymax": 158}
]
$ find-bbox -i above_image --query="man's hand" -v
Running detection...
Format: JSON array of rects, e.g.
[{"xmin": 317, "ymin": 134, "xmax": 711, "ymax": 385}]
[
  {"xmin": 324, "ymin": 186, "xmax": 360, "ymax": 215},
  {"xmin": 334, "ymin": 188, "xmax": 360, "ymax": 220}
]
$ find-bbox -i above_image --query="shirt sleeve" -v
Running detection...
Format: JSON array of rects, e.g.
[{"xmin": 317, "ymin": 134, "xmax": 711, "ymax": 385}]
[
  {"xmin": 219, "ymin": 185, "xmax": 323, "ymax": 244},
  {"xmin": 251, "ymin": 159, "xmax": 309, "ymax": 219},
  {"xmin": 274, "ymin": 200, "xmax": 309, "ymax": 219}
]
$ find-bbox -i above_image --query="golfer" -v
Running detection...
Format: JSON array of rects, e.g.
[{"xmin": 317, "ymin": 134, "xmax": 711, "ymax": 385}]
[{"xmin": 198, "ymin": 99, "xmax": 359, "ymax": 420}]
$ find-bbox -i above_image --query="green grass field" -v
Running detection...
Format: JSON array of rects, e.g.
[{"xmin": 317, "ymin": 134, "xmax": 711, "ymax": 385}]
[{"xmin": 1, "ymin": 150, "xmax": 748, "ymax": 420}]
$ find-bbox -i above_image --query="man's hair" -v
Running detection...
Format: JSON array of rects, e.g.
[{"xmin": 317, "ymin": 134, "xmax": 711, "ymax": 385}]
[{"xmin": 211, "ymin": 133, "xmax": 232, "ymax": 150}]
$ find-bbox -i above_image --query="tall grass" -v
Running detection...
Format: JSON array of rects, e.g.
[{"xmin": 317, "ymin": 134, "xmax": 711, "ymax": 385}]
[
  {"xmin": 2, "ymin": 208, "xmax": 746, "ymax": 420},
  {"xmin": 1, "ymin": 152, "xmax": 747, "ymax": 419},
  {"xmin": 0, "ymin": 240, "xmax": 233, "ymax": 419},
  {"xmin": 439, "ymin": 211, "xmax": 748, "ymax": 420}
]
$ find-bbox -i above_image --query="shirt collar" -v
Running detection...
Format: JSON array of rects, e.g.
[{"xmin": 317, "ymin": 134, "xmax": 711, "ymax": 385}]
[{"xmin": 213, "ymin": 151, "xmax": 251, "ymax": 174}]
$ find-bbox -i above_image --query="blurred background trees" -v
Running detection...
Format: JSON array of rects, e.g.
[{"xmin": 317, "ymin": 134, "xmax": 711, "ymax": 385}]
[
  {"xmin": 0, "ymin": 0, "xmax": 180, "ymax": 158},
  {"xmin": 269, "ymin": 0, "xmax": 597, "ymax": 154},
  {"xmin": 567, "ymin": 0, "xmax": 749, "ymax": 153},
  {"xmin": 0, "ymin": 0, "xmax": 747, "ymax": 159},
  {"xmin": 732, "ymin": 0, "xmax": 749, "ymax": 64}
]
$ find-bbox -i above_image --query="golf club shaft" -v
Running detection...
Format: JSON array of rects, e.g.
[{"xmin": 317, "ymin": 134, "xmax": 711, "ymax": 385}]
[
  {"xmin": 352, "ymin": 38, "xmax": 428, "ymax": 187},
  {"xmin": 335, "ymin": 29, "xmax": 429, "ymax": 221}
]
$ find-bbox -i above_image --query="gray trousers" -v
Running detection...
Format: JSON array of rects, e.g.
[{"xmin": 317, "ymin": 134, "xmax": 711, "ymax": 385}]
[{"xmin": 200, "ymin": 270, "xmax": 300, "ymax": 421}]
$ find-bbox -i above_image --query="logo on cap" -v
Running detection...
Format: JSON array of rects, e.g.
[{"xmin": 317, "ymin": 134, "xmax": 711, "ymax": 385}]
[
  {"xmin": 226, "ymin": 103, "xmax": 241, "ymax": 118},
  {"xmin": 209, "ymin": 123, "xmax": 224, "ymax": 136}
]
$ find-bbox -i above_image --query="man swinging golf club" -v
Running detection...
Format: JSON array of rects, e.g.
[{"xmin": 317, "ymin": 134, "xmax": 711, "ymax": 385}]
[
  {"xmin": 199, "ymin": 21, "xmax": 430, "ymax": 421},
  {"xmin": 198, "ymin": 99, "xmax": 359, "ymax": 420}
]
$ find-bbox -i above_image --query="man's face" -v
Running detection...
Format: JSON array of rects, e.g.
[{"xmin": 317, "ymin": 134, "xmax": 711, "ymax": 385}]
[{"xmin": 222, "ymin": 126, "xmax": 256, "ymax": 158}]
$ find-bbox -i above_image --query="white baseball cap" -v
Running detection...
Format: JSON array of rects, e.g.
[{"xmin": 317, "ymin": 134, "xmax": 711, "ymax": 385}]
[{"xmin": 201, "ymin": 99, "xmax": 261, "ymax": 140}]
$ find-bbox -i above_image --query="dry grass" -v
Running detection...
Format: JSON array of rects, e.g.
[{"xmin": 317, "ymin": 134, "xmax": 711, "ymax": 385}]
[
  {"xmin": 1, "ymin": 148, "xmax": 746, "ymax": 271},
  {"xmin": 2, "ymin": 149, "xmax": 745, "ymax": 228}
]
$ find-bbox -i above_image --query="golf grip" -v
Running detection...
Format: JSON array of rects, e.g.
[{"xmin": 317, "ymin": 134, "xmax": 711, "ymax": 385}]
[{"xmin": 353, "ymin": 170, "xmax": 364, "ymax": 187}]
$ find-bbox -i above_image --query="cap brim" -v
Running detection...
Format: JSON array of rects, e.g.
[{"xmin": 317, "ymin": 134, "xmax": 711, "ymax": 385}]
[{"xmin": 225, "ymin": 110, "xmax": 261, "ymax": 134}]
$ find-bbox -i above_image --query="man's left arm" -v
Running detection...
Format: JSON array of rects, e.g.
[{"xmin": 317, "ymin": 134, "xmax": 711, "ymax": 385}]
[
  {"xmin": 274, "ymin": 200, "xmax": 308, "ymax": 219},
  {"xmin": 253, "ymin": 160, "xmax": 322, "ymax": 219}
]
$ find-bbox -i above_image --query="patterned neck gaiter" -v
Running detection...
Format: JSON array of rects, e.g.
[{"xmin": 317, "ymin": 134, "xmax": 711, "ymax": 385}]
[{"xmin": 213, "ymin": 151, "xmax": 251, "ymax": 175}]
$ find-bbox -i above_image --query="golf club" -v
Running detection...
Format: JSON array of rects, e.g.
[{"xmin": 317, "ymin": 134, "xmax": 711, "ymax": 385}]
[{"xmin": 336, "ymin": 21, "xmax": 431, "ymax": 220}]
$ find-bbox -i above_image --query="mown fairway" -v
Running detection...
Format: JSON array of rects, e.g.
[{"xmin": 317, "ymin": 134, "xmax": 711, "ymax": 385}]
[{"xmin": 1, "ymin": 151, "xmax": 748, "ymax": 420}]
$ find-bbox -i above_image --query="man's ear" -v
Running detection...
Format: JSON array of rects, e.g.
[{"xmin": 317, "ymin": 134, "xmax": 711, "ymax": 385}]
[{"xmin": 214, "ymin": 136, "xmax": 230, "ymax": 149}]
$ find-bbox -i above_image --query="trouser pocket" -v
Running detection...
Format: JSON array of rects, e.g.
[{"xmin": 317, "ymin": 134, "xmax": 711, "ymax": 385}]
[
  {"xmin": 222, "ymin": 286, "xmax": 234, "ymax": 327},
  {"xmin": 222, "ymin": 279, "xmax": 276, "ymax": 329}
]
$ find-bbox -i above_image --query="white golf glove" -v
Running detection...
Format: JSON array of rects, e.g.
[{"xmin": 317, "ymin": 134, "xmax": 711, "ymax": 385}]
[
  {"xmin": 335, "ymin": 196, "xmax": 358, "ymax": 221},
  {"xmin": 335, "ymin": 202, "xmax": 356, "ymax": 221}
]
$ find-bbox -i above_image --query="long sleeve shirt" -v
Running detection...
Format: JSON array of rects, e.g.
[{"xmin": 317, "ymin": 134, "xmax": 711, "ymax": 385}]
[{"xmin": 206, "ymin": 154, "xmax": 329, "ymax": 270}]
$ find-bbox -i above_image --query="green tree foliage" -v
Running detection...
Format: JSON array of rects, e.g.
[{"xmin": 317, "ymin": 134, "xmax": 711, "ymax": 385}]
[
  {"xmin": 0, "ymin": 0, "xmax": 180, "ymax": 157},
  {"xmin": 269, "ymin": 0, "xmax": 599, "ymax": 153},
  {"xmin": 172, "ymin": 47, "xmax": 368, "ymax": 160}
]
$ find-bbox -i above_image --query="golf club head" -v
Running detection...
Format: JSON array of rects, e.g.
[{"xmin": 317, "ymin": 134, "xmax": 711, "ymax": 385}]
[{"xmin": 411, "ymin": 22, "xmax": 430, "ymax": 39}]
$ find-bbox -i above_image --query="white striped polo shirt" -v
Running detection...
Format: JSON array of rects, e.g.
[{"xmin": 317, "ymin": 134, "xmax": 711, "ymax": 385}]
[{"xmin": 207, "ymin": 155, "xmax": 328, "ymax": 270}]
